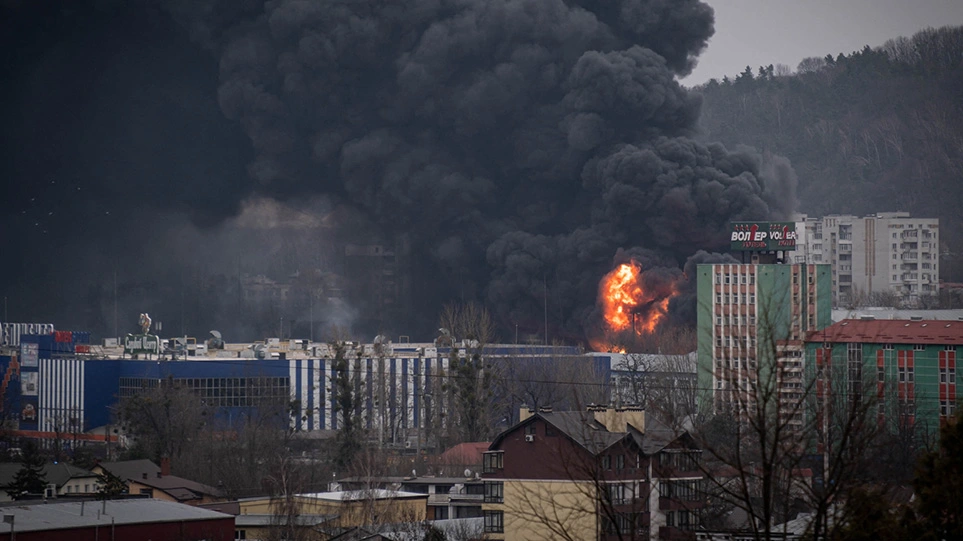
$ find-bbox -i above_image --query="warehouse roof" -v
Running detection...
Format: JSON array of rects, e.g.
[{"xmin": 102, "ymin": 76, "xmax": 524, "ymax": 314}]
[{"xmin": 0, "ymin": 498, "xmax": 231, "ymax": 533}]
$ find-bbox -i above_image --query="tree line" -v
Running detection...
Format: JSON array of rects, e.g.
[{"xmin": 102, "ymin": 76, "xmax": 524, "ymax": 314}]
[{"xmin": 694, "ymin": 25, "xmax": 963, "ymax": 284}]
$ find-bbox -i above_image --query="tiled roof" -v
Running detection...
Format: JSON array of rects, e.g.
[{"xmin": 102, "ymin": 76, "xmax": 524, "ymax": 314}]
[
  {"xmin": 96, "ymin": 460, "xmax": 223, "ymax": 501},
  {"xmin": 808, "ymin": 319, "xmax": 963, "ymax": 345},
  {"xmin": 0, "ymin": 462, "xmax": 98, "ymax": 489},
  {"xmin": 538, "ymin": 411, "xmax": 626, "ymax": 454},
  {"xmin": 436, "ymin": 442, "xmax": 489, "ymax": 465}
]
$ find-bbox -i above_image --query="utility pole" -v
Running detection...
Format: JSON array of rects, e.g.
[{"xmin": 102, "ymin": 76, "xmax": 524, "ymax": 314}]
[
  {"xmin": 113, "ymin": 269, "xmax": 118, "ymax": 338},
  {"xmin": 543, "ymin": 275, "xmax": 548, "ymax": 346}
]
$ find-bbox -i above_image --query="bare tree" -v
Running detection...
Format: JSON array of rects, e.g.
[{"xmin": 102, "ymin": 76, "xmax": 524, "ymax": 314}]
[
  {"xmin": 693, "ymin": 292, "xmax": 885, "ymax": 540},
  {"xmin": 117, "ymin": 377, "xmax": 207, "ymax": 468}
]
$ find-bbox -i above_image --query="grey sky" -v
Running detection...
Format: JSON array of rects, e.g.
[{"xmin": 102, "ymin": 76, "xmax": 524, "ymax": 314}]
[{"xmin": 682, "ymin": 0, "xmax": 963, "ymax": 85}]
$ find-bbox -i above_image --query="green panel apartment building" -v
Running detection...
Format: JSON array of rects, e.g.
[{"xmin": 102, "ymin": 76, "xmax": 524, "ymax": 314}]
[
  {"xmin": 806, "ymin": 319, "xmax": 963, "ymax": 432},
  {"xmin": 696, "ymin": 263, "xmax": 833, "ymax": 419}
]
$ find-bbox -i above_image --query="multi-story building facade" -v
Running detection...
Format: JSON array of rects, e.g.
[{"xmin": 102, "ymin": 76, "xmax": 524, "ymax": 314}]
[
  {"xmin": 795, "ymin": 212, "xmax": 940, "ymax": 305},
  {"xmin": 481, "ymin": 406, "xmax": 703, "ymax": 541},
  {"xmin": 696, "ymin": 263, "xmax": 832, "ymax": 424},
  {"xmin": 805, "ymin": 318, "xmax": 963, "ymax": 433}
]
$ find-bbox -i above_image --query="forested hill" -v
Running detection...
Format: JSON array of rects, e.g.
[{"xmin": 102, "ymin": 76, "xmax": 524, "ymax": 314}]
[{"xmin": 693, "ymin": 26, "xmax": 963, "ymax": 281}]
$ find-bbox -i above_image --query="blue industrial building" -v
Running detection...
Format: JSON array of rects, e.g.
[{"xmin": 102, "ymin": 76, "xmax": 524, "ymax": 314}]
[{"xmin": 1, "ymin": 331, "xmax": 643, "ymax": 450}]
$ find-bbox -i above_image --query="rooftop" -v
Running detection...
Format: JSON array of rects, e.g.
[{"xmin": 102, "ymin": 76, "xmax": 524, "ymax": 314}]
[
  {"xmin": 810, "ymin": 319, "xmax": 963, "ymax": 345},
  {"xmin": 0, "ymin": 498, "xmax": 231, "ymax": 533}
]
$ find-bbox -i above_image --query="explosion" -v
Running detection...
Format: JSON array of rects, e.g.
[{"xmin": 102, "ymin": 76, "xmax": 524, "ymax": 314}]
[{"xmin": 596, "ymin": 260, "xmax": 677, "ymax": 350}]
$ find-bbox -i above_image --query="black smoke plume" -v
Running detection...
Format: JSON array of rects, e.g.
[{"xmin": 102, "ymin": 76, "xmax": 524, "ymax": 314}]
[{"xmin": 1, "ymin": 0, "xmax": 795, "ymax": 344}]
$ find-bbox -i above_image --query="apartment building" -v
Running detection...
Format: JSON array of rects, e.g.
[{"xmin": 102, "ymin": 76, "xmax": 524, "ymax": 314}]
[
  {"xmin": 696, "ymin": 263, "xmax": 833, "ymax": 425},
  {"xmin": 795, "ymin": 213, "xmax": 940, "ymax": 305},
  {"xmin": 806, "ymin": 318, "xmax": 963, "ymax": 434},
  {"xmin": 481, "ymin": 406, "xmax": 703, "ymax": 541}
]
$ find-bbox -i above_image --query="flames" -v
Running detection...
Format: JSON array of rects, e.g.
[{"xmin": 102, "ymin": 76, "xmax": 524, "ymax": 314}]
[{"xmin": 594, "ymin": 260, "xmax": 677, "ymax": 351}]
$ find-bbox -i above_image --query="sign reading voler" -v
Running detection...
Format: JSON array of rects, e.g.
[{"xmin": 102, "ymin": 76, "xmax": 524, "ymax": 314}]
[{"xmin": 730, "ymin": 222, "xmax": 797, "ymax": 251}]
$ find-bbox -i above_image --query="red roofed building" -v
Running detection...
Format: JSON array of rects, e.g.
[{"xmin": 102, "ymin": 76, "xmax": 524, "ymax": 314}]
[
  {"xmin": 806, "ymin": 319, "xmax": 963, "ymax": 432},
  {"xmin": 431, "ymin": 442, "xmax": 489, "ymax": 476}
]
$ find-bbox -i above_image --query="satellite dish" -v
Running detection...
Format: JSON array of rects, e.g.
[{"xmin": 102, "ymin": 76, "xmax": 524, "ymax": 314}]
[
  {"xmin": 412, "ymin": 469, "xmax": 417, "ymax": 477},
  {"xmin": 210, "ymin": 330, "xmax": 222, "ymax": 340},
  {"xmin": 464, "ymin": 469, "xmax": 472, "ymax": 478}
]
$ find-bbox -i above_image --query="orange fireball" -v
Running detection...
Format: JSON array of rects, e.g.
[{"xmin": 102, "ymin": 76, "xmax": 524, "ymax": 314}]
[
  {"xmin": 601, "ymin": 263, "xmax": 644, "ymax": 331},
  {"xmin": 598, "ymin": 260, "xmax": 674, "ymax": 338}
]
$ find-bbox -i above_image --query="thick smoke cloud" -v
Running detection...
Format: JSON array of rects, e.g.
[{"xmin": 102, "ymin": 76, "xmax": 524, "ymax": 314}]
[{"xmin": 1, "ymin": 0, "xmax": 796, "ymax": 343}]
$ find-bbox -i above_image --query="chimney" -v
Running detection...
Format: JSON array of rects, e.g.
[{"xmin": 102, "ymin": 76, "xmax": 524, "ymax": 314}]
[
  {"xmin": 519, "ymin": 404, "xmax": 534, "ymax": 423},
  {"xmin": 160, "ymin": 457, "xmax": 171, "ymax": 477},
  {"xmin": 591, "ymin": 405, "xmax": 645, "ymax": 433}
]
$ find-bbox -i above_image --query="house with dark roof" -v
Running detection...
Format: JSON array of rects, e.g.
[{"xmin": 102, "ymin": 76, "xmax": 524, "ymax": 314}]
[
  {"xmin": 91, "ymin": 459, "xmax": 224, "ymax": 505},
  {"xmin": 481, "ymin": 405, "xmax": 703, "ymax": 541},
  {"xmin": 0, "ymin": 462, "xmax": 101, "ymax": 502}
]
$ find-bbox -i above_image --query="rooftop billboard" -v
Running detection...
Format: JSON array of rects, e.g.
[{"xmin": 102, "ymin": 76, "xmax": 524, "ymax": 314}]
[{"xmin": 730, "ymin": 221, "xmax": 797, "ymax": 251}]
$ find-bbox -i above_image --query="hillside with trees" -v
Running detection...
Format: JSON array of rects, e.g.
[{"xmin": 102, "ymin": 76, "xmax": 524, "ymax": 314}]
[{"xmin": 693, "ymin": 26, "xmax": 963, "ymax": 282}]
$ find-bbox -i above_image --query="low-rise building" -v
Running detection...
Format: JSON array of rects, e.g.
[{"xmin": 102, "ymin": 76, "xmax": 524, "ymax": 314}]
[
  {"xmin": 0, "ymin": 462, "xmax": 101, "ymax": 501},
  {"xmin": 239, "ymin": 489, "xmax": 429, "ymax": 531},
  {"xmin": 91, "ymin": 459, "xmax": 224, "ymax": 505},
  {"xmin": 0, "ymin": 498, "xmax": 234, "ymax": 540}
]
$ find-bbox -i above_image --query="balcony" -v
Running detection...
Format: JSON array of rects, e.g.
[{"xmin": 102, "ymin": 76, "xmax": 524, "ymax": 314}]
[{"xmin": 659, "ymin": 526, "xmax": 697, "ymax": 540}]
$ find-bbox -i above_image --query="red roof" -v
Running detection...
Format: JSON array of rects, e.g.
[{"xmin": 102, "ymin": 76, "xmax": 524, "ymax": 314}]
[
  {"xmin": 808, "ymin": 319, "xmax": 963, "ymax": 345},
  {"xmin": 435, "ymin": 442, "xmax": 490, "ymax": 466}
]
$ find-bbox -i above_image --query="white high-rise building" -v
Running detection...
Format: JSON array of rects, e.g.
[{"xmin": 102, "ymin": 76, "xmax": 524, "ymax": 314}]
[{"xmin": 794, "ymin": 212, "xmax": 940, "ymax": 305}]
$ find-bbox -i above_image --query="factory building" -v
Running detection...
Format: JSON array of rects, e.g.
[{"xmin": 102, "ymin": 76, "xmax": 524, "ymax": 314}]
[{"xmin": 0, "ymin": 329, "xmax": 614, "ymax": 451}]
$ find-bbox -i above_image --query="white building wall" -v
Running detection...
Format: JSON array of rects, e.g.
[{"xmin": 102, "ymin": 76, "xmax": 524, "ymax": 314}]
[
  {"xmin": 38, "ymin": 358, "xmax": 85, "ymax": 433},
  {"xmin": 795, "ymin": 213, "xmax": 939, "ymax": 305}
]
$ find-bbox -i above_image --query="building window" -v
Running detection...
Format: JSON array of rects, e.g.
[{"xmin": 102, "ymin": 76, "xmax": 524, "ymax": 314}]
[
  {"xmin": 616, "ymin": 454, "xmax": 625, "ymax": 470},
  {"xmin": 946, "ymin": 346, "xmax": 958, "ymax": 352},
  {"xmin": 883, "ymin": 344, "xmax": 893, "ymax": 350},
  {"xmin": 483, "ymin": 452, "xmax": 504, "ymax": 473},
  {"xmin": 601, "ymin": 455, "xmax": 611, "ymax": 470},
  {"xmin": 914, "ymin": 344, "xmax": 925, "ymax": 351},
  {"xmin": 484, "ymin": 481, "xmax": 504, "ymax": 503},
  {"xmin": 236, "ymin": 530, "xmax": 247, "ymax": 540},
  {"xmin": 609, "ymin": 483, "xmax": 628, "ymax": 505},
  {"xmin": 484, "ymin": 511, "xmax": 504, "ymax": 533},
  {"xmin": 525, "ymin": 423, "xmax": 536, "ymax": 435}
]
